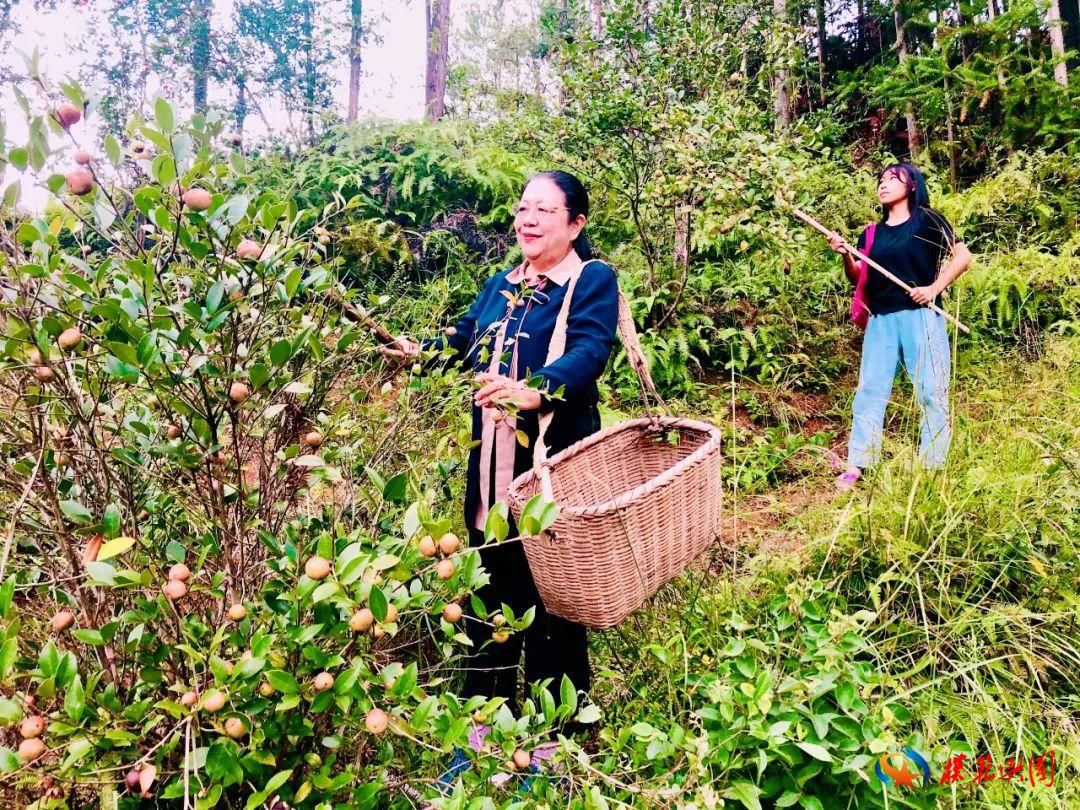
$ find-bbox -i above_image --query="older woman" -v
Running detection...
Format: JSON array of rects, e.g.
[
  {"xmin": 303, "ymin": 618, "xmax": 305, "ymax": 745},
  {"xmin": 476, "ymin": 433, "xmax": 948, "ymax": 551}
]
[{"xmin": 382, "ymin": 170, "xmax": 618, "ymax": 729}]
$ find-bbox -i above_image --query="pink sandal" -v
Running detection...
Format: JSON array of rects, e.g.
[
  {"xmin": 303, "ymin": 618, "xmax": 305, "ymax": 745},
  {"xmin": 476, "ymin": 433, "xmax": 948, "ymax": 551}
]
[{"xmin": 835, "ymin": 469, "xmax": 861, "ymax": 491}]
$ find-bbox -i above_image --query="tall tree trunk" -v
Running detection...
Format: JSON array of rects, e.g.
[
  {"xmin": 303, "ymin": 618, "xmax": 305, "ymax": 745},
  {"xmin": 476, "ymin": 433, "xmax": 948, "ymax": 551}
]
[
  {"xmin": 234, "ymin": 75, "xmax": 248, "ymax": 136},
  {"xmin": 856, "ymin": 0, "xmax": 864, "ymax": 53},
  {"xmin": 817, "ymin": 0, "xmax": 827, "ymax": 102},
  {"xmin": 1062, "ymin": 0, "xmax": 1080, "ymax": 61},
  {"xmin": 773, "ymin": 0, "xmax": 791, "ymax": 129},
  {"xmin": 1048, "ymin": 0, "xmax": 1070, "ymax": 86},
  {"xmin": 893, "ymin": 0, "xmax": 920, "ymax": 155},
  {"xmin": 191, "ymin": 0, "xmax": 212, "ymax": 114},
  {"xmin": 347, "ymin": 0, "xmax": 363, "ymax": 122},
  {"xmin": 425, "ymin": 0, "xmax": 451, "ymax": 122},
  {"xmin": 303, "ymin": 0, "xmax": 317, "ymax": 142},
  {"xmin": 590, "ymin": 0, "xmax": 605, "ymax": 37}
]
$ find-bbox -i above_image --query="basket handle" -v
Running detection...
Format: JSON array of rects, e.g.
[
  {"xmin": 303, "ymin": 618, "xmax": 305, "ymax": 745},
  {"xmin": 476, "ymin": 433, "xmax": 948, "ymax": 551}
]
[{"xmin": 532, "ymin": 262, "xmax": 668, "ymax": 501}]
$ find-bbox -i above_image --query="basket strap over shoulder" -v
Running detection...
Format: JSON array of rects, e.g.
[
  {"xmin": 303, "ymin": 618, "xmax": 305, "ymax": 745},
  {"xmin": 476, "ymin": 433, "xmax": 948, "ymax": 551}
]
[{"xmin": 533, "ymin": 261, "xmax": 667, "ymax": 502}]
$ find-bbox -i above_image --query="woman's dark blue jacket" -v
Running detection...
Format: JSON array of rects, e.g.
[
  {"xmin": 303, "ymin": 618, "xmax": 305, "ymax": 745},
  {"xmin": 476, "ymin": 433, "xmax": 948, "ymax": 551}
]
[{"xmin": 427, "ymin": 262, "xmax": 619, "ymax": 527}]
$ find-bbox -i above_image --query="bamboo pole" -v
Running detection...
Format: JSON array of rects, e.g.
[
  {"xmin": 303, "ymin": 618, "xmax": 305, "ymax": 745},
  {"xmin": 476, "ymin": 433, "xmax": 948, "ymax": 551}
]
[
  {"xmin": 788, "ymin": 206, "xmax": 970, "ymax": 334},
  {"xmin": 324, "ymin": 289, "xmax": 398, "ymax": 345}
]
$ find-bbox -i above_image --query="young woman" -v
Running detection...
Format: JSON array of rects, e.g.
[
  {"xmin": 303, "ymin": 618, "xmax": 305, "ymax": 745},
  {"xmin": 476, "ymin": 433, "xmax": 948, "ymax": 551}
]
[
  {"xmin": 828, "ymin": 163, "xmax": 972, "ymax": 490},
  {"xmin": 381, "ymin": 171, "xmax": 619, "ymax": 781}
]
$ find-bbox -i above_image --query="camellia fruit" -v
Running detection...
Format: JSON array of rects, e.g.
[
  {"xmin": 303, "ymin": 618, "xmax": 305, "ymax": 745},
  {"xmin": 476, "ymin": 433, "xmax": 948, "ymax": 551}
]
[
  {"xmin": 57, "ymin": 327, "xmax": 82, "ymax": 350},
  {"xmin": 224, "ymin": 717, "xmax": 247, "ymax": 739},
  {"xmin": 513, "ymin": 749, "xmax": 531, "ymax": 770},
  {"xmin": 304, "ymin": 556, "xmax": 331, "ymax": 580},
  {"xmin": 168, "ymin": 563, "xmax": 190, "ymax": 582},
  {"xmin": 442, "ymin": 603, "xmax": 463, "ymax": 623},
  {"xmin": 436, "ymin": 559, "xmax": 456, "ymax": 580},
  {"xmin": 51, "ymin": 609, "xmax": 75, "ymax": 633},
  {"xmin": 350, "ymin": 608, "xmax": 374, "ymax": 633},
  {"xmin": 35, "ymin": 366, "xmax": 55, "ymax": 382},
  {"xmin": 372, "ymin": 625, "xmax": 386, "ymax": 639},
  {"xmin": 303, "ymin": 430, "xmax": 323, "ymax": 448},
  {"xmin": 18, "ymin": 737, "xmax": 45, "ymax": 762},
  {"xmin": 492, "ymin": 613, "xmax": 507, "ymax": 628},
  {"xmin": 492, "ymin": 630, "xmax": 510, "ymax": 644},
  {"xmin": 365, "ymin": 707, "xmax": 388, "ymax": 735},
  {"xmin": 163, "ymin": 579, "xmax": 187, "ymax": 600},
  {"xmin": 73, "ymin": 149, "xmax": 92, "ymax": 166},
  {"xmin": 229, "ymin": 381, "xmax": 250, "ymax": 403},
  {"xmin": 313, "ymin": 672, "xmax": 334, "ymax": 692},
  {"xmin": 166, "ymin": 424, "xmax": 181, "ymax": 440},
  {"xmin": 181, "ymin": 188, "xmax": 212, "ymax": 211},
  {"xmin": 227, "ymin": 604, "xmax": 247, "ymax": 621},
  {"xmin": 180, "ymin": 691, "xmax": 198, "ymax": 708},
  {"xmin": 201, "ymin": 690, "xmax": 226, "ymax": 713},
  {"xmin": 56, "ymin": 102, "xmax": 82, "ymax": 128},
  {"xmin": 418, "ymin": 536, "xmax": 437, "ymax": 558},
  {"xmin": 125, "ymin": 769, "xmax": 141, "ymax": 791},
  {"xmin": 20, "ymin": 716, "xmax": 46, "ymax": 739},
  {"xmin": 384, "ymin": 603, "xmax": 399, "ymax": 623},
  {"xmin": 236, "ymin": 239, "xmax": 261, "ymax": 260},
  {"xmin": 83, "ymin": 535, "xmax": 102, "ymax": 565},
  {"xmin": 258, "ymin": 681, "xmax": 275, "ymax": 697},
  {"xmin": 438, "ymin": 532, "xmax": 460, "ymax": 555},
  {"xmin": 66, "ymin": 169, "xmax": 94, "ymax": 196}
]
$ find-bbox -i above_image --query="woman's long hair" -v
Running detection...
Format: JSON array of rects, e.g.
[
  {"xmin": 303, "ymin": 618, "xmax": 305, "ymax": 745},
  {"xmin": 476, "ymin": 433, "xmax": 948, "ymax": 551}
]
[{"xmin": 529, "ymin": 170, "xmax": 594, "ymax": 259}]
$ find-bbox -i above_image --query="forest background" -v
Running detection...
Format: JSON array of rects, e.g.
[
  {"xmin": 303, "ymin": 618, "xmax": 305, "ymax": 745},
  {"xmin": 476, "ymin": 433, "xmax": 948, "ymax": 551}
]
[{"xmin": 0, "ymin": 0, "xmax": 1078, "ymax": 807}]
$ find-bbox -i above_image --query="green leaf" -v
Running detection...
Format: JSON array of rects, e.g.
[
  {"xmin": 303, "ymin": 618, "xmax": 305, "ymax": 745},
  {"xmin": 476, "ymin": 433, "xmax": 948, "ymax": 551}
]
[
  {"xmin": 269, "ymin": 339, "xmax": 293, "ymax": 368},
  {"xmin": 0, "ymin": 638, "xmax": 17, "ymax": 679},
  {"xmin": 206, "ymin": 742, "xmax": 243, "ymax": 786},
  {"xmin": 369, "ymin": 586, "xmax": 388, "ymax": 623},
  {"xmin": 60, "ymin": 499, "xmax": 93, "ymax": 524},
  {"xmin": 0, "ymin": 698, "xmax": 22, "ymax": 725},
  {"xmin": 105, "ymin": 355, "xmax": 140, "ymax": 383},
  {"xmin": 723, "ymin": 780, "xmax": 763, "ymax": 810},
  {"xmin": 101, "ymin": 505, "xmax": 121, "ymax": 539},
  {"xmin": 71, "ymin": 629, "xmax": 105, "ymax": 646},
  {"xmin": 382, "ymin": 472, "xmax": 408, "ymax": 503},
  {"xmin": 265, "ymin": 670, "xmax": 299, "ymax": 695},
  {"xmin": 104, "ymin": 135, "xmax": 121, "ymax": 166},
  {"xmin": 0, "ymin": 577, "xmax": 14, "ymax": 618},
  {"xmin": 0, "ymin": 748, "xmax": 20, "ymax": 773},
  {"xmin": 154, "ymin": 96, "xmax": 175, "ymax": 133},
  {"xmin": 65, "ymin": 674, "xmax": 85, "ymax": 722},
  {"xmin": 559, "ymin": 674, "xmax": 578, "ymax": 716},
  {"xmin": 206, "ymin": 281, "xmax": 226, "ymax": 314},
  {"xmin": 795, "ymin": 741, "xmax": 833, "ymax": 762}
]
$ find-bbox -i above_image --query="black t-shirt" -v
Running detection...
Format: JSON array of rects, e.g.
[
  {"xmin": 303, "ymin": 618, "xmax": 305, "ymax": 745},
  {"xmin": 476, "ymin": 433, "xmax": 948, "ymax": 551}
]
[{"xmin": 856, "ymin": 211, "xmax": 959, "ymax": 315}]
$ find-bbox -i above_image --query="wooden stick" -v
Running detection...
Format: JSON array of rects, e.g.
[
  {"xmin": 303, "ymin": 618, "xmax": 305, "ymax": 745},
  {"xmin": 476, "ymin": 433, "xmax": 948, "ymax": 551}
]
[
  {"xmin": 324, "ymin": 289, "xmax": 398, "ymax": 345},
  {"xmin": 788, "ymin": 205, "xmax": 970, "ymax": 334}
]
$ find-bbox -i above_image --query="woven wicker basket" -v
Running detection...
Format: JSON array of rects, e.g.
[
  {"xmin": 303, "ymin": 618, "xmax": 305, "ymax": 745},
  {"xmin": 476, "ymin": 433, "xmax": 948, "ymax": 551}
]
[{"xmin": 506, "ymin": 264, "xmax": 724, "ymax": 629}]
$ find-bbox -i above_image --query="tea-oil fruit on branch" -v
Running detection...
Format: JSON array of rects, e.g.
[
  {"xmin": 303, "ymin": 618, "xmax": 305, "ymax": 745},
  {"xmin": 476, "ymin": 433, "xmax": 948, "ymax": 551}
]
[
  {"xmin": 365, "ymin": 708, "xmax": 388, "ymax": 735},
  {"xmin": 51, "ymin": 609, "xmax": 75, "ymax": 632},
  {"xmin": 57, "ymin": 327, "xmax": 82, "ymax": 350},
  {"xmin": 304, "ymin": 556, "xmax": 330, "ymax": 580},
  {"xmin": 350, "ymin": 608, "xmax": 374, "ymax": 633},
  {"xmin": 56, "ymin": 102, "xmax": 82, "ymax": 128}
]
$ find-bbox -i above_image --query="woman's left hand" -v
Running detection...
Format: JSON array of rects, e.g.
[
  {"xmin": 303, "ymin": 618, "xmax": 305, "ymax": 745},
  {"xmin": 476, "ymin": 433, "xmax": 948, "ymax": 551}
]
[
  {"xmin": 908, "ymin": 284, "xmax": 940, "ymax": 305},
  {"xmin": 474, "ymin": 372, "xmax": 542, "ymax": 411}
]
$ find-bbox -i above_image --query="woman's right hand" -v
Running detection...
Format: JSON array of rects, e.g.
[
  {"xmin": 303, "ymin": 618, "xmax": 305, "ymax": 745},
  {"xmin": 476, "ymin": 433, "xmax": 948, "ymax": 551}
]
[
  {"xmin": 378, "ymin": 337, "xmax": 420, "ymax": 363},
  {"xmin": 827, "ymin": 232, "xmax": 851, "ymax": 255}
]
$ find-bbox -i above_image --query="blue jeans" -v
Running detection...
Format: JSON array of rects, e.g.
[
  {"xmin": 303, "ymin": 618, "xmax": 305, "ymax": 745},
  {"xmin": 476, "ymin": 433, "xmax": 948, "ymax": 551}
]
[{"xmin": 848, "ymin": 309, "xmax": 951, "ymax": 470}]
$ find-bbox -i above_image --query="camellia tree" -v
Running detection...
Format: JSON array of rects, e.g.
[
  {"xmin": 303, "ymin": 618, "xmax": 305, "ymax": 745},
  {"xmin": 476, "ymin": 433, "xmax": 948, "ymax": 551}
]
[{"xmin": 0, "ymin": 68, "xmax": 576, "ymax": 808}]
